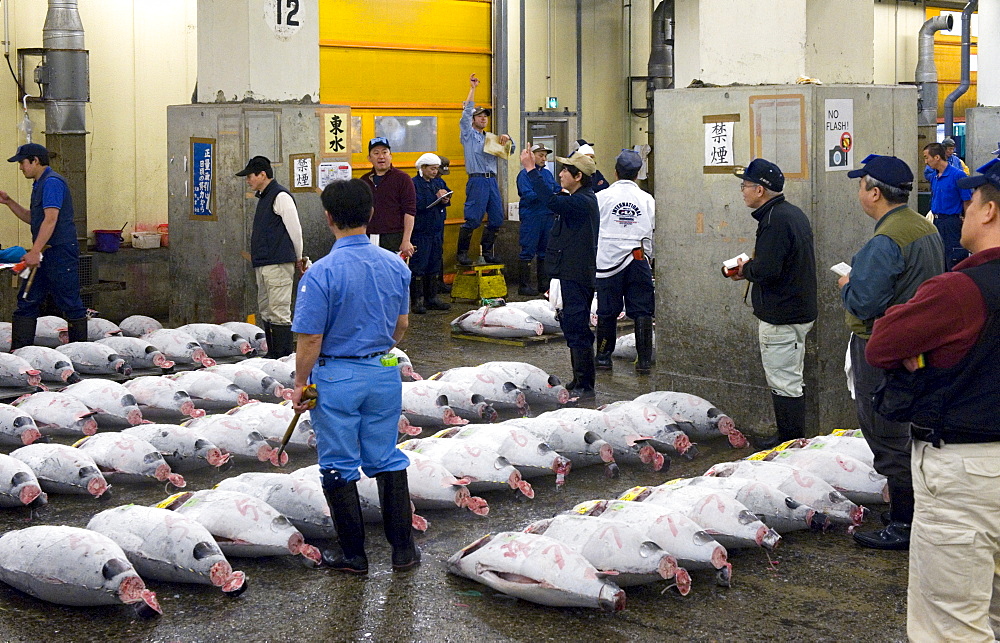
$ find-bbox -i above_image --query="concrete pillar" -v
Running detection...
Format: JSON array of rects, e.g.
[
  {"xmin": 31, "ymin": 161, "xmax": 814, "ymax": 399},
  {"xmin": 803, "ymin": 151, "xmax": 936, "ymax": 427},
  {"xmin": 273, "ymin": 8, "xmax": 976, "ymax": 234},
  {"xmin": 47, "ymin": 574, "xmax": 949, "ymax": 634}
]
[
  {"xmin": 979, "ymin": 0, "xmax": 1000, "ymax": 107},
  {"xmin": 196, "ymin": 1, "xmax": 319, "ymax": 103},
  {"xmin": 673, "ymin": 0, "xmax": 872, "ymax": 85}
]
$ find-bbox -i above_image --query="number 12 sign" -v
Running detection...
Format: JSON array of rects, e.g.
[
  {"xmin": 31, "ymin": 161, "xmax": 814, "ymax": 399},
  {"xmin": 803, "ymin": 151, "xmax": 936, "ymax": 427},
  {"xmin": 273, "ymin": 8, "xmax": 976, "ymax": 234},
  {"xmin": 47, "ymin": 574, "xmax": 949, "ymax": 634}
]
[{"xmin": 267, "ymin": 0, "xmax": 301, "ymax": 37}]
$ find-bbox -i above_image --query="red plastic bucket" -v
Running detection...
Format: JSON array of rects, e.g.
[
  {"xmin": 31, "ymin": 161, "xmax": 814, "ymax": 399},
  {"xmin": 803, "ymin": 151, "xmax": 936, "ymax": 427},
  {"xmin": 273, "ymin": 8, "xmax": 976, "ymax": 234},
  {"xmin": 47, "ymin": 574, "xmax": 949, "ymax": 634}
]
[{"xmin": 94, "ymin": 230, "xmax": 123, "ymax": 253}]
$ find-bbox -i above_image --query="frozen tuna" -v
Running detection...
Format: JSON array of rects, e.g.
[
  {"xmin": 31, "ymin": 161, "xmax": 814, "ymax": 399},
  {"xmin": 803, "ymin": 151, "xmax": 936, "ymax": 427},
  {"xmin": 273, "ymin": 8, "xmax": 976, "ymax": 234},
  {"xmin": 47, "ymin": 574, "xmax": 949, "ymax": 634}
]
[
  {"xmin": 183, "ymin": 414, "xmax": 285, "ymax": 466},
  {"xmin": 432, "ymin": 366, "xmax": 528, "ymax": 413},
  {"xmin": 156, "ymin": 489, "xmax": 321, "ymax": 565},
  {"xmin": 221, "ymin": 321, "xmax": 267, "ymax": 355},
  {"xmin": 754, "ymin": 447, "xmax": 887, "ymax": 505},
  {"xmin": 97, "ymin": 336, "xmax": 175, "ymax": 369},
  {"xmin": 143, "ymin": 328, "xmax": 216, "ymax": 367},
  {"xmin": 206, "ymin": 363, "xmax": 290, "ymax": 400},
  {"xmin": 62, "ymin": 379, "xmax": 144, "ymax": 425},
  {"xmin": 74, "ymin": 432, "xmax": 185, "ymax": 487},
  {"xmin": 389, "ymin": 346, "xmax": 422, "ymax": 381},
  {"xmin": 177, "ymin": 323, "xmax": 255, "ymax": 358},
  {"xmin": 87, "ymin": 505, "xmax": 245, "ymax": 595},
  {"xmin": 0, "ymin": 322, "xmax": 11, "ymax": 352},
  {"xmin": 0, "ymin": 402, "xmax": 42, "ymax": 446},
  {"xmin": 611, "ymin": 331, "xmax": 656, "ymax": 362},
  {"xmin": 241, "ymin": 357, "xmax": 295, "ymax": 388},
  {"xmin": 501, "ymin": 417, "xmax": 617, "ymax": 475},
  {"xmin": 788, "ymin": 434, "xmax": 875, "ymax": 468},
  {"xmin": 399, "ymin": 437, "xmax": 534, "ymax": 498},
  {"xmin": 12, "ymin": 345, "xmax": 80, "ymax": 383},
  {"xmin": 12, "ymin": 391, "xmax": 98, "ymax": 437},
  {"xmin": 122, "ymin": 424, "xmax": 229, "ymax": 472},
  {"xmin": 479, "ymin": 361, "xmax": 570, "ymax": 407},
  {"xmin": 447, "ymin": 532, "xmax": 626, "ymax": 611},
  {"xmin": 225, "ymin": 402, "xmax": 315, "ymax": 452},
  {"xmin": 0, "ymin": 453, "xmax": 44, "ymax": 507},
  {"xmin": 0, "ymin": 352, "xmax": 42, "ymax": 387},
  {"xmin": 34, "ymin": 315, "xmax": 69, "ymax": 347},
  {"xmin": 125, "ymin": 376, "xmax": 204, "ymax": 419},
  {"xmin": 401, "ymin": 381, "xmax": 467, "ymax": 427},
  {"xmin": 216, "ymin": 472, "xmax": 334, "ymax": 538},
  {"xmin": 634, "ymin": 391, "xmax": 747, "ymax": 448},
  {"xmin": 398, "ymin": 414, "xmax": 422, "ymax": 436},
  {"xmin": 451, "ymin": 306, "xmax": 545, "ymax": 338},
  {"xmin": 505, "ymin": 300, "xmax": 560, "ymax": 334},
  {"xmin": 617, "ymin": 484, "xmax": 781, "ymax": 551},
  {"xmin": 119, "ymin": 315, "xmax": 163, "ymax": 338},
  {"xmin": 87, "ymin": 317, "xmax": 123, "ymax": 340},
  {"xmin": 166, "ymin": 370, "xmax": 249, "ymax": 407},
  {"xmin": 705, "ymin": 459, "xmax": 864, "ymax": 527},
  {"xmin": 0, "ymin": 526, "xmax": 161, "ymax": 614},
  {"xmin": 436, "ymin": 423, "xmax": 572, "ymax": 484},
  {"xmin": 540, "ymin": 408, "xmax": 670, "ymax": 472},
  {"xmin": 524, "ymin": 514, "xmax": 690, "ymax": 592},
  {"xmin": 358, "ymin": 450, "xmax": 489, "ymax": 515},
  {"xmin": 600, "ymin": 401, "xmax": 695, "ymax": 457},
  {"xmin": 56, "ymin": 342, "xmax": 130, "ymax": 376},
  {"xmin": 10, "ymin": 443, "xmax": 108, "ymax": 497},
  {"xmin": 408, "ymin": 379, "xmax": 496, "ymax": 423}
]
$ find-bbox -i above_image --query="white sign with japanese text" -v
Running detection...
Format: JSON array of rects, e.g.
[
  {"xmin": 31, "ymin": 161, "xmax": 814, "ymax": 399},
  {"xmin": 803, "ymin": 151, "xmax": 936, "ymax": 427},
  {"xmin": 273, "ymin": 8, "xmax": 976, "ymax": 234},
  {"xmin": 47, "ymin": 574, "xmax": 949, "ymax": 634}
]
[
  {"xmin": 293, "ymin": 156, "xmax": 313, "ymax": 189},
  {"xmin": 704, "ymin": 121, "xmax": 734, "ymax": 167},
  {"xmin": 318, "ymin": 162, "xmax": 351, "ymax": 190}
]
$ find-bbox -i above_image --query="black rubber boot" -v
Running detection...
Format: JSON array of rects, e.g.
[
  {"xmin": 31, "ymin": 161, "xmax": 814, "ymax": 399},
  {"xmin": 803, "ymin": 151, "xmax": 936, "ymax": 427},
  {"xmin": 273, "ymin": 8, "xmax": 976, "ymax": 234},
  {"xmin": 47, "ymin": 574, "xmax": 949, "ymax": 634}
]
[
  {"xmin": 480, "ymin": 227, "xmax": 499, "ymax": 264},
  {"xmin": 410, "ymin": 276, "xmax": 426, "ymax": 314},
  {"xmin": 269, "ymin": 324, "xmax": 294, "ymax": 359},
  {"xmin": 518, "ymin": 260, "xmax": 538, "ymax": 296},
  {"xmin": 10, "ymin": 315, "xmax": 37, "ymax": 351},
  {"xmin": 320, "ymin": 469, "xmax": 369, "ymax": 574},
  {"xmin": 594, "ymin": 316, "xmax": 617, "ymax": 371},
  {"xmin": 456, "ymin": 227, "xmax": 473, "ymax": 266},
  {"xmin": 634, "ymin": 316, "xmax": 654, "ymax": 375},
  {"xmin": 536, "ymin": 262, "xmax": 550, "ymax": 295},
  {"xmin": 67, "ymin": 317, "xmax": 88, "ymax": 344},
  {"xmin": 423, "ymin": 274, "xmax": 450, "ymax": 310},
  {"xmin": 261, "ymin": 320, "xmax": 273, "ymax": 357},
  {"xmin": 853, "ymin": 481, "xmax": 912, "ymax": 550},
  {"xmin": 376, "ymin": 469, "xmax": 421, "ymax": 570},
  {"xmin": 568, "ymin": 347, "xmax": 596, "ymax": 399},
  {"xmin": 773, "ymin": 393, "xmax": 806, "ymax": 442}
]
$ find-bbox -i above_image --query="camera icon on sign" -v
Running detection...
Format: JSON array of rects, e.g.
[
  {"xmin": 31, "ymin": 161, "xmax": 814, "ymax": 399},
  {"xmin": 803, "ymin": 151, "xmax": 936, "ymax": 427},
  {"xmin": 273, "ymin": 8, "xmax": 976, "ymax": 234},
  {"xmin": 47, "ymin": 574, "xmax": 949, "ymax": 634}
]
[{"xmin": 829, "ymin": 145, "xmax": 849, "ymax": 167}]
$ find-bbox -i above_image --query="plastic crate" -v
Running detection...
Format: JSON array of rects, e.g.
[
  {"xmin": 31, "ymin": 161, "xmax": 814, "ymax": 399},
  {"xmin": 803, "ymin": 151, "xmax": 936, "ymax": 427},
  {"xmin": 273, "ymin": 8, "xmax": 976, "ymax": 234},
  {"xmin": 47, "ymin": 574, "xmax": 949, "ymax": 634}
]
[{"xmin": 131, "ymin": 232, "xmax": 161, "ymax": 249}]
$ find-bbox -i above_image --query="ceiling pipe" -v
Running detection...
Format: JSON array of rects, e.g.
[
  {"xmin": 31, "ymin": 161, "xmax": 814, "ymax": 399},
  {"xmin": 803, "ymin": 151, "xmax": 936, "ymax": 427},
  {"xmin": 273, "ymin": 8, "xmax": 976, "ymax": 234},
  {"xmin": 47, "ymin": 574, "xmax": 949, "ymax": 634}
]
[
  {"xmin": 915, "ymin": 13, "xmax": 953, "ymax": 127},
  {"xmin": 943, "ymin": 0, "xmax": 977, "ymax": 138}
]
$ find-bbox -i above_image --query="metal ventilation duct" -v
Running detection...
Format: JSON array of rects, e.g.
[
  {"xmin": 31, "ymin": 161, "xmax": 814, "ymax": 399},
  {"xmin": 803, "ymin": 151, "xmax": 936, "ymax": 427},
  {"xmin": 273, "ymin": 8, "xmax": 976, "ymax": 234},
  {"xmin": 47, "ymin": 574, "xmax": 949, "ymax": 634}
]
[
  {"xmin": 41, "ymin": 0, "xmax": 88, "ymax": 134},
  {"xmin": 915, "ymin": 14, "xmax": 953, "ymax": 127}
]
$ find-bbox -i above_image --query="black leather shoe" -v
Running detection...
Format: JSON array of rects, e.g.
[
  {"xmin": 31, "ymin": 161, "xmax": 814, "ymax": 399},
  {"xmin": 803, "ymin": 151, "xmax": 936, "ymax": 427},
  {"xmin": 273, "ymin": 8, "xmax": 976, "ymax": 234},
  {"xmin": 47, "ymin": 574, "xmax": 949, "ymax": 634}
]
[
  {"xmin": 749, "ymin": 433, "xmax": 783, "ymax": 451},
  {"xmin": 321, "ymin": 550, "xmax": 369, "ymax": 574},
  {"xmin": 595, "ymin": 352, "xmax": 613, "ymax": 371},
  {"xmin": 852, "ymin": 522, "xmax": 910, "ymax": 551},
  {"xmin": 880, "ymin": 510, "xmax": 891, "ymax": 526},
  {"xmin": 392, "ymin": 543, "xmax": 422, "ymax": 571}
]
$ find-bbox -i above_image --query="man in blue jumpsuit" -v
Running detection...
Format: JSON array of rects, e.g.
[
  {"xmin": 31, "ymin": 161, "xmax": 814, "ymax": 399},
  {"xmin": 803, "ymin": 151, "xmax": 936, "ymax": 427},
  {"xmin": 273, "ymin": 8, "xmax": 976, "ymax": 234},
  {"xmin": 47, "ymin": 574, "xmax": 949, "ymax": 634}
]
[
  {"xmin": 0, "ymin": 143, "xmax": 87, "ymax": 349},
  {"xmin": 516, "ymin": 143, "xmax": 558, "ymax": 295},
  {"xmin": 291, "ymin": 178, "xmax": 418, "ymax": 575},
  {"xmin": 458, "ymin": 73, "xmax": 511, "ymax": 265},
  {"xmin": 924, "ymin": 142, "xmax": 972, "ymax": 270}
]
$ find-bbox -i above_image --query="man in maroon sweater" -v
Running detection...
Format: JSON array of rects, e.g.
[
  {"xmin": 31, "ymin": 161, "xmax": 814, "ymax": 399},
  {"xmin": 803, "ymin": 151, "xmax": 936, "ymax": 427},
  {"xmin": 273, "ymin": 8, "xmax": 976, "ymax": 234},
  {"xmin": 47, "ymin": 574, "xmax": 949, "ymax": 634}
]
[
  {"xmin": 361, "ymin": 137, "xmax": 416, "ymax": 258},
  {"xmin": 866, "ymin": 159, "xmax": 1000, "ymax": 641}
]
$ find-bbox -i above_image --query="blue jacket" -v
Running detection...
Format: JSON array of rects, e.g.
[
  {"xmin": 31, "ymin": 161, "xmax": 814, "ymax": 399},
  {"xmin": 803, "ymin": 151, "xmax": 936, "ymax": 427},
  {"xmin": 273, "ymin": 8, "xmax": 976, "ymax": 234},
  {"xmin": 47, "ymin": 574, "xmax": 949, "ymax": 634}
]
[
  {"xmin": 412, "ymin": 174, "xmax": 449, "ymax": 237},
  {"xmin": 516, "ymin": 165, "xmax": 558, "ymax": 219}
]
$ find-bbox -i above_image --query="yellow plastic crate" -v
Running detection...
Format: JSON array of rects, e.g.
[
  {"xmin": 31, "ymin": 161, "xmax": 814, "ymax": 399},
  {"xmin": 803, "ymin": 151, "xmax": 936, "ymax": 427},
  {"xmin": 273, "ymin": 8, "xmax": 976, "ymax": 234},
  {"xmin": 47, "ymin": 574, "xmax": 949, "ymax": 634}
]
[{"xmin": 451, "ymin": 264, "xmax": 507, "ymax": 301}]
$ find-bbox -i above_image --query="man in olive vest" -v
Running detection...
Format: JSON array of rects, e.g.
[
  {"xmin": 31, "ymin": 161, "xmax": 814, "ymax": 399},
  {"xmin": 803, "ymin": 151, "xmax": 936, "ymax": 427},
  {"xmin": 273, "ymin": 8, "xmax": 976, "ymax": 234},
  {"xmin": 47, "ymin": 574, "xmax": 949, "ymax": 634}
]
[
  {"xmin": 839, "ymin": 154, "xmax": 943, "ymax": 551},
  {"xmin": 236, "ymin": 156, "xmax": 305, "ymax": 358}
]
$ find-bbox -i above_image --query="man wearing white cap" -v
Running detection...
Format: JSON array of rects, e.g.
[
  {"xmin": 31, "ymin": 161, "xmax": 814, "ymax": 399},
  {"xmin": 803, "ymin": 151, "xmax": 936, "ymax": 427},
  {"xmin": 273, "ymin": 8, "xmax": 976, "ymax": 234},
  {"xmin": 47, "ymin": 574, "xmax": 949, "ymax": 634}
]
[
  {"xmin": 575, "ymin": 139, "xmax": 610, "ymax": 193},
  {"xmin": 515, "ymin": 143, "xmax": 559, "ymax": 295},
  {"xmin": 410, "ymin": 153, "xmax": 451, "ymax": 314}
]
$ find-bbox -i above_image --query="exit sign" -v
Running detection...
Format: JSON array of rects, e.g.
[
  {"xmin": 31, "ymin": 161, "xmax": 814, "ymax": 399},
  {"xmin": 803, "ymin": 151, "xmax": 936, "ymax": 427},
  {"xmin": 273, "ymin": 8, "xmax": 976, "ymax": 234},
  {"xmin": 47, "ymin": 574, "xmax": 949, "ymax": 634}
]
[{"xmin": 546, "ymin": 96, "xmax": 558, "ymax": 109}]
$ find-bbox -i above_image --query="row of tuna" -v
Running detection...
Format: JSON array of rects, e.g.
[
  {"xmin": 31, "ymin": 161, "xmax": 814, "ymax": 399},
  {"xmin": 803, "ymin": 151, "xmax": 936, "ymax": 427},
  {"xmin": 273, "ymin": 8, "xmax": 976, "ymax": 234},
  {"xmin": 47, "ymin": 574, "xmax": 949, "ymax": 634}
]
[{"xmin": 447, "ymin": 428, "xmax": 880, "ymax": 611}]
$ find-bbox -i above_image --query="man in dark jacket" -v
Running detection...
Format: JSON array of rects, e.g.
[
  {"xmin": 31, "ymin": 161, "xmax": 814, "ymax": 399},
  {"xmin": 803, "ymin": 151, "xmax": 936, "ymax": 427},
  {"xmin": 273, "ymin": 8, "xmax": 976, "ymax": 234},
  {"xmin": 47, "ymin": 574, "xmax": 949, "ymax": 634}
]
[
  {"xmin": 729, "ymin": 159, "xmax": 817, "ymax": 448},
  {"xmin": 361, "ymin": 137, "xmax": 416, "ymax": 259},
  {"xmin": 519, "ymin": 147, "xmax": 599, "ymax": 398},
  {"xmin": 410, "ymin": 153, "xmax": 451, "ymax": 314}
]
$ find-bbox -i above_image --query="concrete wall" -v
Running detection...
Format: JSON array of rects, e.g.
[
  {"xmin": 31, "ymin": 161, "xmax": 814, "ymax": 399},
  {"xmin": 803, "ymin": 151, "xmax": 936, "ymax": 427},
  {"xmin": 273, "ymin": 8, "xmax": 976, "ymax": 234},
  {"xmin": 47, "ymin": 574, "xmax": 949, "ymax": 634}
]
[
  {"xmin": 873, "ymin": 1, "xmax": 926, "ymax": 84},
  {"xmin": 652, "ymin": 84, "xmax": 917, "ymax": 434},
  {"xmin": 966, "ymin": 108, "xmax": 1000, "ymax": 170},
  {"xmin": 807, "ymin": 0, "xmax": 874, "ymax": 84},
  {"xmin": 0, "ymin": 1, "xmax": 197, "ymax": 249}
]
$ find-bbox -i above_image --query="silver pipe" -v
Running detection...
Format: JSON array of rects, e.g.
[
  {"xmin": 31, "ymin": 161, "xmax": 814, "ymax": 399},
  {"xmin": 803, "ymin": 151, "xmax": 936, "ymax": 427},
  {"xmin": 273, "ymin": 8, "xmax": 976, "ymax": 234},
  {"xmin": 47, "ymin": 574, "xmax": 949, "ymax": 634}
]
[
  {"xmin": 915, "ymin": 14, "xmax": 953, "ymax": 127},
  {"xmin": 4, "ymin": 0, "xmax": 10, "ymax": 57},
  {"xmin": 43, "ymin": 0, "xmax": 88, "ymax": 134},
  {"xmin": 944, "ymin": 1, "xmax": 977, "ymax": 138},
  {"xmin": 647, "ymin": 0, "xmax": 674, "ymax": 91}
]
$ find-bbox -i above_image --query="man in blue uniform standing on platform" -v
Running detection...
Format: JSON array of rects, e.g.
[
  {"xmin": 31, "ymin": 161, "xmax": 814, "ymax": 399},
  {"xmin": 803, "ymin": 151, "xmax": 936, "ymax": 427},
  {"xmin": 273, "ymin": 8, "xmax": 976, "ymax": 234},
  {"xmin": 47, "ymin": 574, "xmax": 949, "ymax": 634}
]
[
  {"xmin": 924, "ymin": 142, "xmax": 972, "ymax": 270},
  {"xmin": 458, "ymin": 73, "xmax": 511, "ymax": 266},
  {"xmin": 0, "ymin": 143, "xmax": 87, "ymax": 349},
  {"xmin": 291, "ymin": 178, "xmax": 419, "ymax": 575},
  {"xmin": 516, "ymin": 143, "xmax": 558, "ymax": 295}
]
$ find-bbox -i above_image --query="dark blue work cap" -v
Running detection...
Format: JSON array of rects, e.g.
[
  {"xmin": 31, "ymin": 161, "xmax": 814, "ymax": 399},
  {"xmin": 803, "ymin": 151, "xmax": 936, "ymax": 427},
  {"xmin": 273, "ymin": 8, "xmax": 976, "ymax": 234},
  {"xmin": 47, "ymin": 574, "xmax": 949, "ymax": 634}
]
[
  {"xmin": 7, "ymin": 143, "xmax": 49, "ymax": 163},
  {"xmin": 734, "ymin": 158, "xmax": 784, "ymax": 192},
  {"xmin": 957, "ymin": 159, "xmax": 1000, "ymax": 191},
  {"xmin": 615, "ymin": 149, "xmax": 643, "ymax": 173},
  {"xmin": 847, "ymin": 154, "xmax": 913, "ymax": 189}
]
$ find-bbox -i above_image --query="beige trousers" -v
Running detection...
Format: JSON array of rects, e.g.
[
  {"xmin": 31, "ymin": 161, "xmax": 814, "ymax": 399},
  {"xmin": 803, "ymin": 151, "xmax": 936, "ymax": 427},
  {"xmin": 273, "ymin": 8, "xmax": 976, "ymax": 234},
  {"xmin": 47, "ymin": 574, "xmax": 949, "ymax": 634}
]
[
  {"xmin": 255, "ymin": 263, "xmax": 294, "ymax": 325},
  {"xmin": 908, "ymin": 439, "xmax": 1000, "ymax": 642},
  {"xmin": 757, "ymin": 320, "xmax": 813, "ymax": 397}
]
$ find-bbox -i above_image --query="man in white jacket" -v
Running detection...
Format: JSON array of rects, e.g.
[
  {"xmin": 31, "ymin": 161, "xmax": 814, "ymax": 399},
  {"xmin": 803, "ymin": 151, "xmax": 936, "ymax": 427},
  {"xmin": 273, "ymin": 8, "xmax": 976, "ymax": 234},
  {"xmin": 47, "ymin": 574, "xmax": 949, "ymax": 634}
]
[{"xmin": 594, "ymin": 150, "xmax": 655, "ymax": 374}]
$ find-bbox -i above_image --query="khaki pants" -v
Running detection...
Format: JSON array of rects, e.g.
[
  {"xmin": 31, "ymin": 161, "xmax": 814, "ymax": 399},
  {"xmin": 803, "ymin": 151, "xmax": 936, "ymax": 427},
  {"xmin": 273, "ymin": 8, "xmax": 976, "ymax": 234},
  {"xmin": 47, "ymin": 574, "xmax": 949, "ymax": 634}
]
[
  {"xmin": 757, "ymin": 320, "xmax": 813, "ymax": 397},
  {"xmin": 908, "ymin": 439, "xmax": 1000, "ymax": 642},
  {"xmin": 255, "ymin": 263, "xmax": 294, "ymax": 325}
]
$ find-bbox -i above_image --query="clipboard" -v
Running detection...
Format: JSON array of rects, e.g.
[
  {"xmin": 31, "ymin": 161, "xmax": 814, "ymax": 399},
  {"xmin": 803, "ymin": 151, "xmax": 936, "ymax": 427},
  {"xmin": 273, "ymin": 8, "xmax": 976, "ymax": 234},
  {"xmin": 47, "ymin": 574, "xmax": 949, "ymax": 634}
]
[{"xmin": 428, "ymin": 191, "xmax": 453, "ymax": 208}]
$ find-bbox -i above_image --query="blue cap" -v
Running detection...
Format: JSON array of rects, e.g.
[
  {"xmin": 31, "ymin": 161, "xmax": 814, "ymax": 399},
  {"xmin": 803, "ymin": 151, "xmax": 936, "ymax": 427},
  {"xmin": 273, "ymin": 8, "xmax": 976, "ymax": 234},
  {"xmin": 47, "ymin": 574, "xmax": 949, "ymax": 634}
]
[
  {"xmin": 847, "ymin": 154, "xmax": 913, "ymax": 189},
  {"xmin": 7, "ymin": 143, "xmax": 48, "ymax": 163},
  {"xmin": 734, "ymin": 158, "xmax": 784, "ymax": 192},
  {"xmin": 957, "ymin": 159, "xmax": 1000, "ymax": 191},
  {"xmin": 615, "ymin": 149, "xmax": 643, "ymax": 173},
  {"xmin": 368, "ymin": 136, "xmax": 391, "ymax": 152}
]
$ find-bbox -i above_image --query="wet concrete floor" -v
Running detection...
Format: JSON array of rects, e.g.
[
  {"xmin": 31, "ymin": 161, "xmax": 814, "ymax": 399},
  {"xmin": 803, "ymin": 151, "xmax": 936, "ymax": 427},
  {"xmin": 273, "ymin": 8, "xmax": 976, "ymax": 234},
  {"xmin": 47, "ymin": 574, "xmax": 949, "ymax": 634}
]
[{"xmin": 0, "ymin": 296, "xmax": 908, "ymax": 642}]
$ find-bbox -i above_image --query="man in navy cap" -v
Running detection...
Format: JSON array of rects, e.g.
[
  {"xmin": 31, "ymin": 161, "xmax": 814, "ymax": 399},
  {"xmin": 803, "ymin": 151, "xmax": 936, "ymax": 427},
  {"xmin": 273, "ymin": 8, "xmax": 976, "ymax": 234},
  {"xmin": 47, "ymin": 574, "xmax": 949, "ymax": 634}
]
[
  {"xmin": 866, "ymin": 159, "xmax": 1000, "ymax": 640},
  {"xmin": 0, "ymin": 143, "xmax": 88, "ymax": 348},
  {"xmin": 923, "ymin": 142, "xmax": 972, "ymax": 270},
  {"xmin": 840, "ymin": 154, "xmax": 943, "ymax": 551},
  {"xmin": 595, "ymin": 150, "xmax": 657, "ymax": 374},
  {"xmin": 728, "ymin": 158, "xmax": 817, "ymax": 448}
]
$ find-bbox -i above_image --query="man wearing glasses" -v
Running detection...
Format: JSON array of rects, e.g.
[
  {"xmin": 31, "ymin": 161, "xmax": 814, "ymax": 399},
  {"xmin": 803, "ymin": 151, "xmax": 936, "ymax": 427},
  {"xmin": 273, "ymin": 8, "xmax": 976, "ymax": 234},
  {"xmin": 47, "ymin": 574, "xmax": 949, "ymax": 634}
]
[
  {"xmin": 727, "ymin": 158, "xmax": 817, "ymax": 450},
  {"xmin": 361, "ymin": 137, "xmax": 416, "ymax": 259}
]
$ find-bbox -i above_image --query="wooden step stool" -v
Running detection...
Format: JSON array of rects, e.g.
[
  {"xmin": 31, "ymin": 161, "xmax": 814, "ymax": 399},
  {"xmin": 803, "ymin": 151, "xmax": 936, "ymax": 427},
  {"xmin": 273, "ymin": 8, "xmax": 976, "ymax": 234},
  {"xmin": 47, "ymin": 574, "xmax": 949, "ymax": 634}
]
[{"xmin": 451, "ymin": 263, "xmax": 507, "ymax": 301}]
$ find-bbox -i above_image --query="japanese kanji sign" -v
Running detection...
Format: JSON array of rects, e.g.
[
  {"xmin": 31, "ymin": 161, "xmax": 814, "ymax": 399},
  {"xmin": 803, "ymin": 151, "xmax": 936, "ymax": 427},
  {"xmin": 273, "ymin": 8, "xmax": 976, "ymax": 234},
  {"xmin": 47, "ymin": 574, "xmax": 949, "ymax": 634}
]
[
  {"xmin": 289, "ymin": 153, "xmax": 314, "ymax": 192},
  {"xmin": 704, "ymin": 120, "xmax": 734, "ymax": 167},
  {"xmin": 190, "ymin": 138, "xmax": 216, "ymax": 220},
  {"xmin": 322, "ymin": 111, "xmax": 349, "ymax": 156}
]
